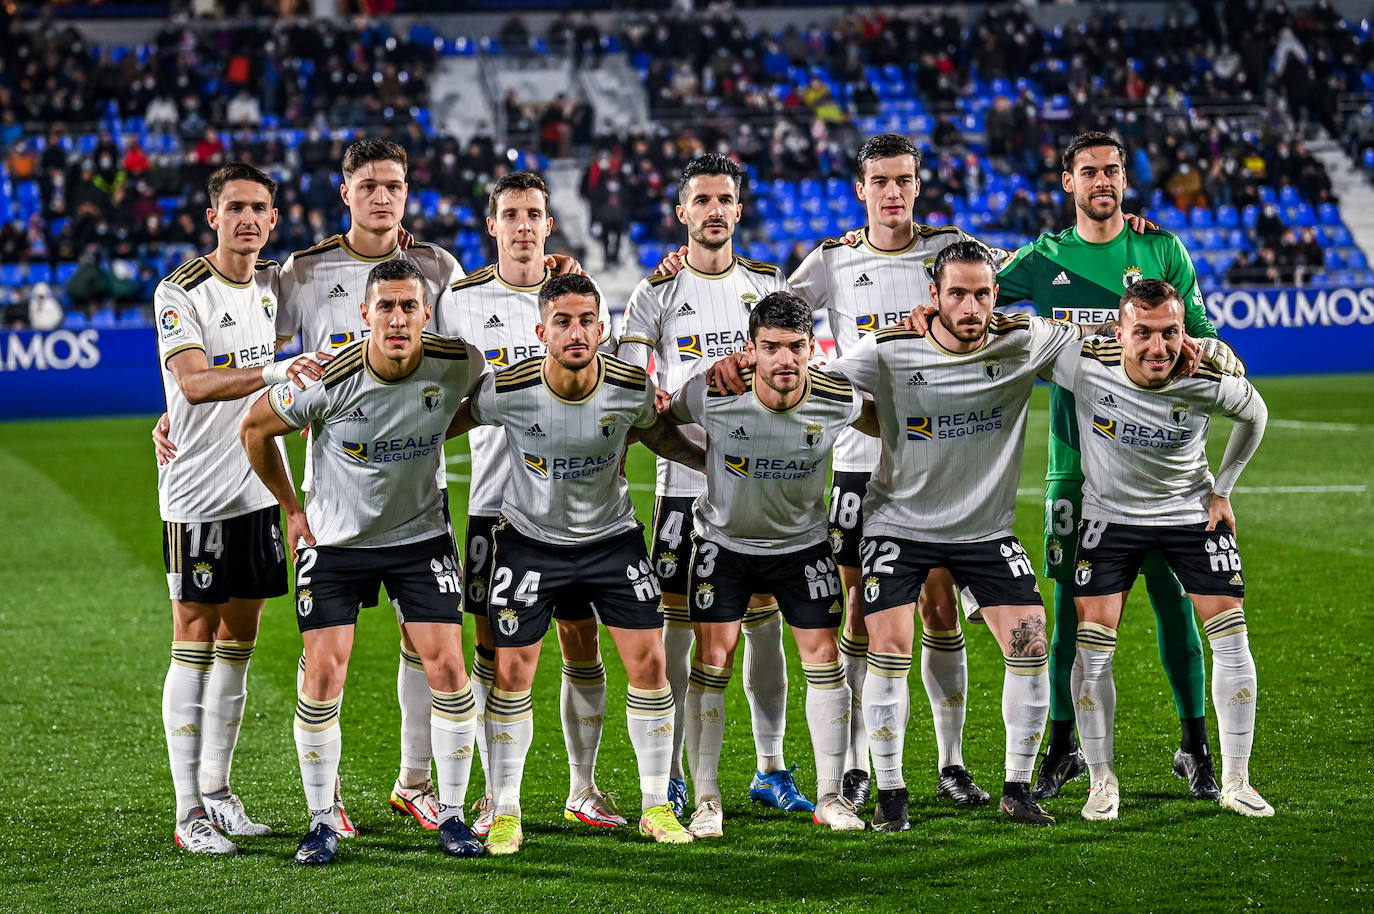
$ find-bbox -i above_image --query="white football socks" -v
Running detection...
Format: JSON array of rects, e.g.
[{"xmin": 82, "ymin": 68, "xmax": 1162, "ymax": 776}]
[
  {"xmin": 1205, "ymin": 609, "xmax": 1257, "ymax": 784},
  {"xmin": 485, "ymin": 687, "xmax": 534, "ymax": 818},
  {"xmin": 742, "ymin": 606, "xmax": 787, "ymax": 773},
  {"xmin": 685, "ymin": 660, "xmax": 731, "ymax": 804},
  {"xmin": 661, "ymin": 606, "xmax": 694, "ymax": 781},
  {"xmin": 469, "ymin": 646, "xmax": 496, "ymax": 791},
  {"xmin": 802, "ymin": 660, "xmax": 850, "ymax": 800},
  {"xmin": 200, "ymin": 639, "xmax": 254, "ymax": 798},
  {"xmin": 294, "ymin": 692, "xmax": 343, "ymax": 820},
  {"xmin": 839, "ymin": 630, "xmax": 869, "ymax": 775},
  {"xmin": 1073, "ymin": 622, "xmax": 1119, "ymax": 781},
  {"xmin": 560, "ymin": 657, "xmax": 607, "ymax": 797},
  {"xmin": 430, "ymin": 684, "xmax": 477, "ymax": 824},
  {"xmin": 626, "ymin": 685, "xmax": 675, "ymax": 811},
  {"xmin": 920, "ymin": 626, "xmax": 967, "ymax": 770},
  {"xmin": 164, "ymin": 641, "xmax": 214, "ymax": 822},
  {"xmin": 398, "ymin": 644, "xmax": 432, "ymax": 788},
  {"xmin": 863, "ymin": 651, "xmax": 912, "ymax": 791},
  {"xmin": 1002, "ymin": 653, "xmax": 1050, "ymax": 784}
]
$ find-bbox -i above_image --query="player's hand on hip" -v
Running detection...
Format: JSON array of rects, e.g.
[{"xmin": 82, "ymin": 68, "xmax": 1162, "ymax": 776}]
[
  {"xmin": 653, "ymin": 246, "xmax": 688, "ymax": 277},
  {"xmin": 548, "ymin": 253, "xmax": 587, "ymax": 276},
  {"xmin": 707, "ymin": 350, "xmax": 753, "ymax": 395},
  {"xmin": 152, "ymin": 411, "xmax": 176, "ymax": 465},
  {"xmin": 287, "ymin": 509, "xmax": 316, "ymax": 561},
  {"xmin": 1125, "ymin": 213, "xmax": 1159, "ymax": 234},
  {"xmin": 1206, "ymin": 493, "xmax": 1236, "ymax": 534},
  {"xmin": 903, "ymin": 304, "xmax": 936, "ymax": 334},
  {"xmin": 654, "ymin": 387, "xmax": 673, "ymax": 414}
]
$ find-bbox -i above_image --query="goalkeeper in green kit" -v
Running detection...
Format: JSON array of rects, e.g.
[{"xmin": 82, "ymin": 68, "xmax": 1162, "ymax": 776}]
[{"xmin": 996, "ymin": 131, "xmax": 1244, "ymax": 800}]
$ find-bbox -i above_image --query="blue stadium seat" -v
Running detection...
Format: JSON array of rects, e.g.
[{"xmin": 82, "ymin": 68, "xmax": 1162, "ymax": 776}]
[
  {"xmin": 27, "ymin": 264, "xmax": 52, "ymax": 284},
  {"xmin": 1326, "ymin": 249, "xmax": 1345, "ymax": 270},
  {"xmin": 1241, "ymin": 204, "xmax": 1259, "ymax": 228},
  {"xmin": 1214, "ymin": 205, "xmax": 1238, "ymax": 228},
  {"xmin": 418, "ymin": 189, "xmax": 440, "ymax": 219},
  {"xmin": 63, "ymin": 311, "xmax": 88, "ymax": 329},
  {"xmin": 1291, "ymin": 203, "xmax": 1316, "ymax": 227},
  {"xmin": 1227, "ymin": 229, "xmax": 1247, "ymax": 249},
  {"xmin": 1318, "ymin": 202, "xmax": 1341, "ymax": 225},
  {"xmin": 1364, "ymin": 148, "xmax": 1374, "ymax": 170},
  {"xmin": 1347, "ymin": 249, "xmax": 1369, "ymax": 270},
  {"xmin": 1158, "ymin": 207, "xmax": 1188, "ymax": 229},
  {"xmin": 1278, "ymin": 185, "xmax": 1300, "ymax": 207},
  {"xmin": 91, "ymin": 307, "xmax": 118, "ymax": 327},
  {"xmin": 1199, "ymin": 228, "xmax": 1223, "ymax": 251},
  {"xmin": 119, "ymin": 307, "xmax": 148, "ymax": 326},
  {"xmin": 1194, "ymin": 256, "xmax": 1213, "ymax": 276},
  {"xmin": 1258, "ymin": 186, "xmax": 1277, "ymax": 206},
  {"xmin": 55, "ymin": 262, "xmax": 78, "ymax": 285},
  {"xmin": 1189, "ymin": 208, "xmax": 1213, "ymax": 229},
  {"xmin": 638, "ymin": 247, "xmax": 661, "ymax": 271},
  {"xmin": 1330, "ymin": 226, "xmax": 1353, "ymax": 245},
  {"xmin": 747, "ymin": 242, "xmax": 770, "ymax": 261}
]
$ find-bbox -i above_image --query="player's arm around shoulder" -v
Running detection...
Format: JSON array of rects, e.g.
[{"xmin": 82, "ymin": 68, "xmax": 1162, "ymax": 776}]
[
  {"xmin": 447, "ymin": 368, "xmax": 498, "ymax": 440},
  {"xmin": 615, "ymin": 276, "xmax": 662, "ymax": 367},
  {"xmin": 240, "ymin": 381, "xmax": 318, "ymax": 556},
  {"xmin": 664, "ymin": 373, "xmax": 708, "ymax": 425},
  {"xmin": 630, "ymin": 375, "xmax": 706, "ymax": 472}
]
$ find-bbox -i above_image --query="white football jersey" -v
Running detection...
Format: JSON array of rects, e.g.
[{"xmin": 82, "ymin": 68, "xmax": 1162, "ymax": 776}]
[
  {"xmin": 828, "ymin": 314, "xmax": 1080, "ymax": 542},
  {"xmin": 1046, "ymin": 338, "xmax": 1264, "ymax": 526},
  {"xmin": 276, "ymin": 234, "xmax": 465, "ymax": 491},
  {"xmin": 790, "ymin": 223, "xmax": 976, "ymax": 472},
  {"xmin": 156, "ymin": 255, "xmax": 286, "ymax": 523},
  {"xmin": 470, "ymin": 353, "xmax": 658, "ymax": 546},
  {"xmin": 268, "ymin": 334, "xmax": 486, "ymax": 548},
  {"xmin": 619, "ymin": 254, "xmax": 790, "ymax": 497},
  {"xmin": 433, "ymin": 263, "xmax": 615, "ymax": 516},
  {"xmin": 670, "ymin": 367, "xmax": 862, "ymax": 554}
]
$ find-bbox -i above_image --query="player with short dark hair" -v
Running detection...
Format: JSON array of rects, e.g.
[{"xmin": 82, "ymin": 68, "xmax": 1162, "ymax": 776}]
[
  {"xmin": 155, "ymin": 162, "xmax": 326, "ymax": 854},
  {"xmin": 1042, "ymin": 280, "xmax": 1271, "ymax": 819},
  {"xmin": 437, "ymin": 171, "xmax": 622, "ymax": 836},
  {"xmin": 827, "ymin": 241, "xmax": 1080, "ymax": 830},
  {"xmin": 619, "ymin": 154, "xmax": 803, "ymax": 820},
  {"xmin": 996, "ymin": 130, "xmax": 1243, "ymax": 803},
  {"xmin": 240, "ymin": 261, "xmax": 489, "ymax": 865},
  {"xmin": 669, "ymin": 291, "xmax": 875, "ymax": 837},
  {"xmin": 447, "ymin": 275, "xmax": 704, "ymax": 854}
]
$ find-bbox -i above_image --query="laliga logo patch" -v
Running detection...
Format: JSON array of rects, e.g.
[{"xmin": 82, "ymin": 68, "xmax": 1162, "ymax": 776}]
[
  {"xmin": 297, "ymin": 589, "xmax": 314, "ymax": 617},
  {"xmin": 421, "ymin": 384, "xmax": 443, "ymax": 412},
  {"xmin": 1170, "ymin": 401, "xmax": 1191, "ymax": 426},
  {"xmin": 1074, "ymin": 560, "xmax": 1092, "ymax": 586},
  {"xmin": 1046, "ymin": 539, "xmax": 1063, "ymax": 567},
  {"xmin": 655, "ymin": 552, "xmax": 678, "ymax": 579},
  {"xmin": 1122, "ymin": 266, "xmax": 1143, "ymax": 288},
  {"xmin": 982, "ymin": 359, "xmax": 1003, "ymax": 381},
  {"xmin": 695, "ymin": 583, "xmax": 714, "ymax": 610},
  {"xmin": 498, "ymin": 607, "xmax": 519, "ymax": 636},
  {"xmin": 192, "ymin": 562, "xmax": 213, "ymax": 590},
  {"xmin": 159, "ymin": 306, "xmax": 183, "ymax": 339},
  {"xmin": 276, "ymin": 385, "xmax": 294, "ymax": 408},
  {"xmin": 468, "ymin": 577, "xmax": 487, "ymax": 604},
  {"xmin": 863, "ymin": 575, "xmax": 880, "ymax": 603}
]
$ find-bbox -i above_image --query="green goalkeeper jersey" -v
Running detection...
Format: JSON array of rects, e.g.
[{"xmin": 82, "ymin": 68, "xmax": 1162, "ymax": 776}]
[{"xmin": 996, "ymin": 225, "xmax": 1217, "ymax": 482}]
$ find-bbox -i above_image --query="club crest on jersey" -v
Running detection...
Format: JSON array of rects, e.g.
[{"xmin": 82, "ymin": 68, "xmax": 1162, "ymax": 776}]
[
  {"xmin": 906, "ymin": 416, "xmax": 933, "ymax": 440},
  {"xmin": 723, "ymin": 454, "xmax": 750, "ymax": 478},
  {"xmin": 297, "ymin": 589, "xmax": 313, "ymax": 617},
  {"xmin": 341, "ymin": 441, "xmax": 369, "ymax": 463},
  {"xmin": 656, "ymin": 552, "xmax": 678, "ymax": 579},
  {"xmin": 1170, "ymin": 401, "xmax": 1191, "ymax": 426},
  {"xmin": 863, "ymin": 575, "xmax": 880, "ymax": 603},
  {"xmin": 191, "ymin": 562, "xmax": 213, "ymax": 590},
  {"xmin": 1122, "ymin": 266, "xmax": 1143, "ymax": 288},
  {"xmin": 599, "ymin": 415, "xmax": 618, "ymax": 438},
  {"xmin": 468, "ymin": 576, "xmax": 487, "ymax": 604},
  {"xmin": 695, "ymin": 583, "xmax": 715, "ymax": 610},
  {"xmin": 803, "ymin": 423, "xmax": 824, "ymax": 447},
  {"xmin": 159, "ymin": 306, "xmax": 183, "ymax": 339},
  {"xmin": 1046, "ymin": 539, "xmax": 1064, "ymax": 567},
  {"xmin": 497, "ymin": 607, "xmax": 519, "ymax": 636},
  {"xmin": 740, "ymin": 292, "xmax": 759, "ymax": 312},
  {"xmin": 262, "ymin": 296, "xmax": 275, "ymax": 321},
  {"xmin": 1091, "ymin": 416, "xmax": 1117, "ymax": 440},
  {"xmin": 421, "ymin": 385, "xmax": 443, "ymax": 412},
  {"xmin": 523, "ymin": 453, "xmax": 548, "ymax": 477},
  {"xmin": 677, "ymin": 335, "xmax": 703, "ymax": 360},
  {"xmin": 982, "ymin": 359, "xmax": 1003, "ymax": 381},
  {"xmin": 1075, "ymin": 560, "xmax": 1092, "ymax": 586}
]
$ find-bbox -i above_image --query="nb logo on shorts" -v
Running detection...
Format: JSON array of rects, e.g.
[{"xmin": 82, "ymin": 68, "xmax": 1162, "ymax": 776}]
[
  {"xmin": 626, "ymin": 559, "xmax": 661, "ymax": 603},
  {"xmin": 999, "ymin": 540, "xmax": 1034, "ymax": 578},
  {"xmin": 1205, "ymin": 534, "xmax": 1241, "ymax": 573}
]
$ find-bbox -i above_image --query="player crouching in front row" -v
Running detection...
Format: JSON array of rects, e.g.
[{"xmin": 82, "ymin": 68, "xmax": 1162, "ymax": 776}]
[
  {"xmin": 241, "ymin": 259, "xmax": 489, "ymax": 864},
  {"xmin": 1044, "ymin": 279, "xmax": 1273, "ymax": 820}
]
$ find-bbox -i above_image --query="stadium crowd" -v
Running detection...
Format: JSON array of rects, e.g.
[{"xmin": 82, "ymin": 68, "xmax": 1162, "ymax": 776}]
[{"xmin": 1, "ymin": 1, "xmax": 1371, "ymax": 327}]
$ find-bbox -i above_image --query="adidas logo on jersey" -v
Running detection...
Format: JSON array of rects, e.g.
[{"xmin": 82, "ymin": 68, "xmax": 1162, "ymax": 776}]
[
  {"xmin": 1052, "ymin": 271, "xmax": 1071, "ymax": 286},
  {"xmin": 854, "ymin": 272, "xmax": 874, "ymax": 287},
  {"xmin": 485, "ymin": 314, "xmax": 504, "ymax": 328},
  {"xmin": 524, "ymin": 423, "xmax": 546, "ymax": 438},
  {"xmin": 676, "ymin": 302, "xmax": 696, "ymax": 316},
  {"xmin": 1097, "ymin": 394, "xmax": 1119, "ymax": 408},
  {"xmin": 905, "ymin": 372, "xmax": 927, "ymax": 386},
  {"xmin": 328, "ymin": 283, "xmax": 348, "ymax": 299},
  {"xmin": 331, "ymin": 407, "xmax": 369, "ymax": 424},
  {"xmin": 728, "ymin": 426, "xmax": 749, "ymax": 441},
  {"xmin": 219, "ymin": 313, "xmax": 236, "ymax": 328}
]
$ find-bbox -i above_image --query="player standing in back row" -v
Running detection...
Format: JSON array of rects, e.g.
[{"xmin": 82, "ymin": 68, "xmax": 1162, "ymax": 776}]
[
  {"xmin": 155, "ymin": 163, "xmax": 327, "ymax": 854},
  {"xmin": 618, "ymin": 154, "xmax": 807, "ymax": 818},
  {"xmin": 789, "ymin": 134, "xmax": 988, "ymax": 809},
  {"xmin": 994, "ymin": 132, "xmax": 1244, "ymax": 802}
]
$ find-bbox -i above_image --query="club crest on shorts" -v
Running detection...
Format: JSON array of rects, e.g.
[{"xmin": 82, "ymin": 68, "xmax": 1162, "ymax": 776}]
[
  {"xmin": 803, "ymin": 422, "xmax": 824, "ymax": 448},
  {"xmin": 1170, "ymin": 401, "xmax": 1191, "ymax": 426},
  {"xmin": 1046, "ymin": 538, "xmax": 1063, "ymax": 567},
  {"xmin": 192, "ymin": 562, "xmax": 213, "ymax": 590},
  {"xmin": 297, "ymin": 589, "xmax": 313, "ymax": 617},
  {"xmin": 828, "ymin": 528, "xmax": 843, "ymax": 553},
  {"xmin": 695, "ymin": 583, "xmax": 714, "ymax": 610},
  {"xmin": 497, "ymin": 607, "xmax": 519, "ymax": 636},
  {"xmin": 468, "ymin": 576, "xmax": 487, "ymax": 604},
  {"xmin": 1074, "ymin": 560, "xmax": 1092, "ymax": 586},
  {"xmin": 863, "ymin": 575, "xmax": 880, "ymax": 603},
  {"xmin": 655, "ymin": 551, "xmax": 678, "ymax": 579}
]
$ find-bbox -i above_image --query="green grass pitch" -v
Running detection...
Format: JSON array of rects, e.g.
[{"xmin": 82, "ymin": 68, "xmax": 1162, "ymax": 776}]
[{"xmin": 0, "ymin": 376, "xmax": 1370, "ymax": 912}]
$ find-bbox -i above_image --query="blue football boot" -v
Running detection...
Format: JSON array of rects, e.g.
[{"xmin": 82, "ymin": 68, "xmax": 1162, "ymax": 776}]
[
  {"xmin": 749, "ymin": 765, "xmax": 815, "ymax": 813},
  {"xmin": 667, "ymin": 777, "xmax": 689, "ymax": 819}
]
